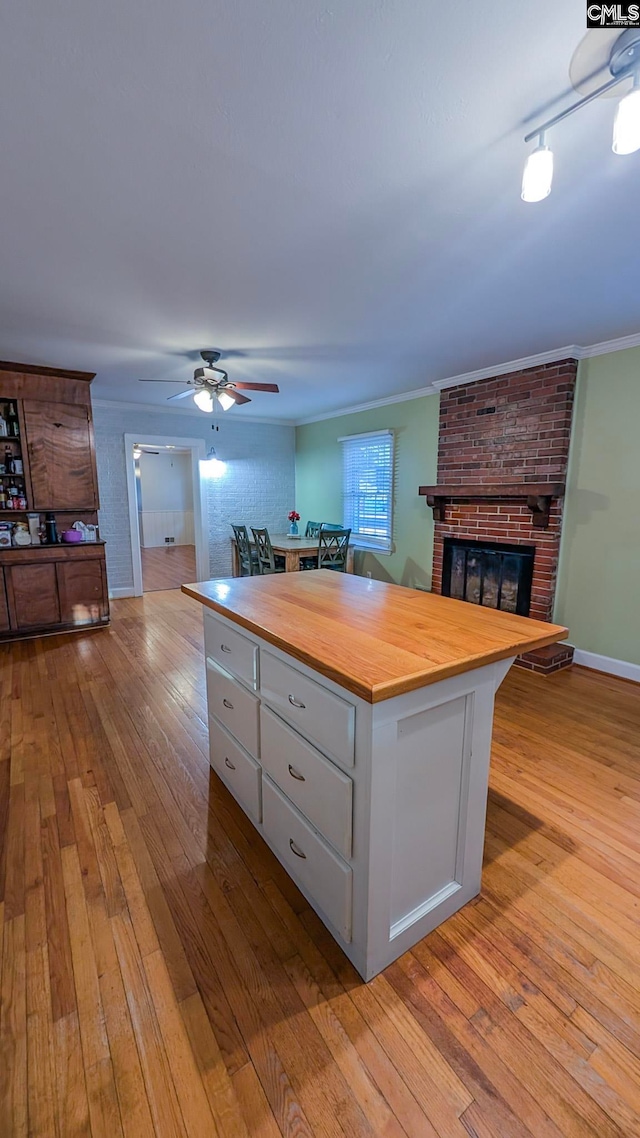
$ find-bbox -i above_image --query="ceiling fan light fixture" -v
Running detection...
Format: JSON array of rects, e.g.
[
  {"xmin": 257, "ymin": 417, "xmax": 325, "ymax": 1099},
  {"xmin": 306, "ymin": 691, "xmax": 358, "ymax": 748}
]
[
  {"xmin": 193, "ymin": 388, "xmax": 214, "ymax": 412},
  {"xmin": 216, "ymin": 390, "xmax": 236, "ymax": 411}
]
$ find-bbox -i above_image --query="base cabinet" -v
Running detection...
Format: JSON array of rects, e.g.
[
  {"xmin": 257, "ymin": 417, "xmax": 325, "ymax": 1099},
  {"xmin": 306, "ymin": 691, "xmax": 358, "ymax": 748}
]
[
  {"xmin": 1, "ymin": 546, "xmax": 109, "ymax": 639},
  {"xmin": 6, "ymin": 562, "xmax": 61, "ymax": 629},
  {"xmin": 0, "ymin": 571, "xmax": 10, "ymax": 632},
  {"xmin": 57, "ymin": 558, "xmax": 108, "ymax": 625},
  {"xmin": 200, "ymin": 606, "xmax": 514, "ymax": 981}
]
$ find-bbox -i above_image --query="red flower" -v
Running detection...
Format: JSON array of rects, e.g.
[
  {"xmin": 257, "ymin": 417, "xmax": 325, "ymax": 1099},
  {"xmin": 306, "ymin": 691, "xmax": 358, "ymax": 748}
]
[{"xmin": 288, "ymin": 510, "xmax": 300, "ymax": 522}]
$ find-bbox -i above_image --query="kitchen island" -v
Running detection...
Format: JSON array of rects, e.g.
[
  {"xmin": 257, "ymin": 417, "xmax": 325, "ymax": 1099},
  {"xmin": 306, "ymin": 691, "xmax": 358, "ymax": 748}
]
[{"xmin": 183, "ymin": 570, "xmax": 567, "ymax": 979}]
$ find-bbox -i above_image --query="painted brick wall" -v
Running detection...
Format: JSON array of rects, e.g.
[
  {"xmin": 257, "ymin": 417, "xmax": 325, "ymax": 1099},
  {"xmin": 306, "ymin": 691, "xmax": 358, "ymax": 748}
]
[
  {"xmin": 92, "ymin": 403, "xmax": 295, "ymax": 594},
  {"xmin": 432, "ymin": 360, "xmax": 578, "ymax": 624}
]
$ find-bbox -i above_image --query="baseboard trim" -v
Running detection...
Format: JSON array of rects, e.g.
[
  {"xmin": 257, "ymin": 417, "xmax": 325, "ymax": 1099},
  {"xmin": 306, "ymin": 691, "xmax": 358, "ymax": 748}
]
[
  {"xmin": 573, "ymin": 649, "xmax": 640, "ymax": 684},
  {"xmin": 109, "ymin": 586, "xmax": 135, "ymax": 599}
]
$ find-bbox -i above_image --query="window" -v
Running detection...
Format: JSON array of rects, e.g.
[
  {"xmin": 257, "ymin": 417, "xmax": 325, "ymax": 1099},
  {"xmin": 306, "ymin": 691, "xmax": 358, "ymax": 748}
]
[{"xmin": 339, "ymin": 429, "xmax": 394, "ymax": 553}]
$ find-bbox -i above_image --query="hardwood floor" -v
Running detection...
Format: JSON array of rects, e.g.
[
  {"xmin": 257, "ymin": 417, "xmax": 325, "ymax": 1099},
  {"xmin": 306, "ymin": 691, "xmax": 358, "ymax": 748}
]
[
  {"xmin": 141, "ymin": 545, "xmax": 196, "ymax": 592},
  {"xmin": 1, "ymin": 590, "xmax": 640, "ymax": 1137}
]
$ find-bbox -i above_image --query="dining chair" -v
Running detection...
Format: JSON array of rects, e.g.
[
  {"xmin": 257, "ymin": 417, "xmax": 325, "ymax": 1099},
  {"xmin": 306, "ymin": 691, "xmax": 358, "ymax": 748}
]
[
  {"xmin": 231, "ymin": 524, "xmax": 258, "ymax": 576},
  {"xmin": 251, "ymin": 527, "xmax": 286, "ymax": 574},
  {"xmin": 317, "ymin": 526, "xmax": 351, "ymax": 572},
  {"xmin": 305, "ymin": 520, "xmax": 321, "ymax": 537},
  {"xmin": 321, "ymin": 522, "xmax": 344, "ymax": 531}
]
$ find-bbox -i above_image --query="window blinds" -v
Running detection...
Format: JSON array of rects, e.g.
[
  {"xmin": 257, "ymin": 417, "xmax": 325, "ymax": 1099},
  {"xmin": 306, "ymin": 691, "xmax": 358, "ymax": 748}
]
[{"xmin": 339, "ymin": 430, "xmax": 394, "ymax": 552}]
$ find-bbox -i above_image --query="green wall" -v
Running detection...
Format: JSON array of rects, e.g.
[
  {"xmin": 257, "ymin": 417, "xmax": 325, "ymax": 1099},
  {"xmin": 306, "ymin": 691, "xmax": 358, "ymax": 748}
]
[
  {"xmin": 554, "ymin": 347, "xmax": 640, "ymax": 665},
  {"xmin": 295, "ymin": 395, "xmax": 440, "ymax": 587},
  {"xmin": 296, "ymin": 347, "xmax": 639, "ymax": 666}
]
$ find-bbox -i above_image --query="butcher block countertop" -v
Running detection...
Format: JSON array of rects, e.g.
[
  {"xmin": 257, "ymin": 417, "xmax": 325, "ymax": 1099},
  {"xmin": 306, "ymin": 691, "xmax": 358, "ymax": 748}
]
[{"xmin": 182, "ymin": 570, "xmax": 568, "ymax": 703}]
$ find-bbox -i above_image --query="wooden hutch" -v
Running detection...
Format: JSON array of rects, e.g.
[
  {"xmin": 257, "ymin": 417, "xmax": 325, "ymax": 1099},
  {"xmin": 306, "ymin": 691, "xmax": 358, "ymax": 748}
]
[{"xmin": 0, "ymin": 359, "xmax": 109, "ymax": 640}]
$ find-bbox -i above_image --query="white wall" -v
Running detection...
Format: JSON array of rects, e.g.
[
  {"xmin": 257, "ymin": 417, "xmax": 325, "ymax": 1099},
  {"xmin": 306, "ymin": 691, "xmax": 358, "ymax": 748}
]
[
  {"xmin": 137, "ymin": 451, "xmax": 191, "ymax": 511},
  {"xmin": 138, "ymin": 450, "xmax": 194, "ymax": 547},
  {"xmin": 93, "ymin": 403, "xmax": 295, "ymax": 594}
]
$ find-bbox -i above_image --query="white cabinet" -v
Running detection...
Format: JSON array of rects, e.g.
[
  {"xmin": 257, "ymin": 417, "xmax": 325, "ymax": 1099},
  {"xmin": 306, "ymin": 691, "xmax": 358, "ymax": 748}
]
[
  {"xmin": 206, "ymin": 658, "xmax": 259, "ymax": 757},
  {"xmin": 260, "ymin": 705, "xmax": 353, "ymax": 858},
  {"xmin": 199, "ymin": 604, "xmax": 513, "ymax": 980},
  {"xmin": 260, "ymin": 651, "xmax": 355, "ymax": 768},
  {"xmin": 204, "ymin": 611, "xmax": 258, "ymax": 690},
  {"xmin": 262, "ymin": 776, "xmax": 353, "ymax": 943},
  {"xmin": 209, "ymin": 715, "xmax": 262, "ymax": 824}
]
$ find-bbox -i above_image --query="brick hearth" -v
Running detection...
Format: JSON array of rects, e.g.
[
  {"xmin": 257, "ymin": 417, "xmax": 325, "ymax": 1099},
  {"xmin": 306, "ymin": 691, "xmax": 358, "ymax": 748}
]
[{"xmin": 430, "ymin": 359, "xmax": 577, "ymax": 672}]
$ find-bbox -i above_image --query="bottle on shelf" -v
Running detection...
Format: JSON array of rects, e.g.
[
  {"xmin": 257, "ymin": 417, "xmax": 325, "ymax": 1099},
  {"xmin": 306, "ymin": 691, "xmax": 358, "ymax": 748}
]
[
  {"xmin": 4, "ymin": 446, "xmax": 14, "ymax": 475},
  {"xmin": 7, "ymin": 403, "xmax": 19, "ymax": 437},
  {"xmin": 0, "ymin": 407, "xmax": 7, "ymax": 438},
  {"xmin": 45, "ymin": 512, "xmax": 58, "ymax": 544}
]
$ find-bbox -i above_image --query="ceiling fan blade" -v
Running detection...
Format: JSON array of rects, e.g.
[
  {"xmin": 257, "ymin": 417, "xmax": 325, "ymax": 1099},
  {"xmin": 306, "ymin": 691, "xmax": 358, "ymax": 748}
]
[
  {"xmin": 138, "ymin": 378, "xmax": 194, "ymax": 383},
  {"xmin": 233, "ymin": 382, "xmax": 280, "ymax": 393},
  {"xmin": 227, "ymin": 389, "xmax": 252, "ymax": 405},
  {"xmin": 166, "ymin": 389, "xmax": 194, "ymax": 402}
]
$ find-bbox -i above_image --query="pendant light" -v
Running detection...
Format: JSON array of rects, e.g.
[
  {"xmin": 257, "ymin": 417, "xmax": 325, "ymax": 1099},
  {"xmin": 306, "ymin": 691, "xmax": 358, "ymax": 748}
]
[{"xmin": 522, "ymin": 133, "xmax": 554, "ymax": 202}]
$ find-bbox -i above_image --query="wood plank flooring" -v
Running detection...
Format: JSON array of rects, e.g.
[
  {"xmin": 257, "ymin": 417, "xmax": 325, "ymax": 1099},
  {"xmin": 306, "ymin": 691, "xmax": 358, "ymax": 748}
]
[
  {"xmin": 1, "ymin": 589, "xmax": 640, "ymax": 1137},
  {"xmin": 141, "ymin": 546, "xmax": 196, "ymax": 593}
]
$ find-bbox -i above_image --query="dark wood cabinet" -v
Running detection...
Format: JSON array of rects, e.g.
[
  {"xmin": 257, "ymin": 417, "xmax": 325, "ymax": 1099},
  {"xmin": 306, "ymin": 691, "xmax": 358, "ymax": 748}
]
[
  {"xmin": 22, "ymin": 399, "xmax": 98, "ymax": 510},
  {"xmin": 57, "ymin": 558, "xmax": 108, "ymax": 625},
  {"xmin": 6, "ymin": 562, "xmax": 61, "ymax": 629},
  {"xmin": 0, "ymin": 360, "xmax": 109, "ymax": 642},
  {"xmin": 0, "ymin": 570, "xmax": 10, "ymax": 631}
]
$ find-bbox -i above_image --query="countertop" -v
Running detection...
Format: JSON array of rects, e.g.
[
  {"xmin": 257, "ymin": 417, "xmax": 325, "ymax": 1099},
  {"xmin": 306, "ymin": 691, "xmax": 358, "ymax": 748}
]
[{"xmin": 182, "ymin": 570, "xmax": 568, "ymax": 703}]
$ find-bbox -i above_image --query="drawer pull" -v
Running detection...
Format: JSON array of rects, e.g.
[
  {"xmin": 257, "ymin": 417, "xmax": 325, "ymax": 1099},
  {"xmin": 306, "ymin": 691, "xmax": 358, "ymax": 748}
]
[
  {"xmin": 288, "ymin": 694, "xmax": 306, "ymax": 709},
  {"xmin": 224, "ymin": 756, "xmax": 236, "ymax": 770},
  {"xmin": 288, "ymin": 764, "xmax": 306, "ymax": 782},
  {"xmin": 220, "ymin": 644, "xmax": 231, "ymax": 653},
  {"xmin": 222, "ymin": 698, "xmax": 234, "ymax": 709},
  {"xmin": 289, "ymin": 838, "xmax": 307, "ymax": 859}
]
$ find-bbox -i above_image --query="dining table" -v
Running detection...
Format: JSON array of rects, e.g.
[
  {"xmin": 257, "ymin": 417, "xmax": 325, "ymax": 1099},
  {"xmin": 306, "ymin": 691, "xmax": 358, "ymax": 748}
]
[{"xmin": 230, "ymin": 533, "xmax": 355, "ymax": 575}]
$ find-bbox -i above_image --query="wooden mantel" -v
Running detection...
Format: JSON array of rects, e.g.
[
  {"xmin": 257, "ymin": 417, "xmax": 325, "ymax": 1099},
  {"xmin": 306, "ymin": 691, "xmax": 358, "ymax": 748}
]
[{"xmin": 418, "ymin": 483, "xmax": 565, "ymax": 529}]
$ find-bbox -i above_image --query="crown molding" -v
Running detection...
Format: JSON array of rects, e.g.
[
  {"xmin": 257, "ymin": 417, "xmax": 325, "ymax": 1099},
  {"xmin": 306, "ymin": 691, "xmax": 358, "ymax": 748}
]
[
  {"xmin": 430, "ymin": 345, "xmax": 582, "ymax": 391},
  {"xmin": 91, "ymin": 397, "xmax": 291, "ymax": 426},
  {"xmin": 580, "ymin": 330, "xmax": 640, "ymax": 358},
  {"xmin": 294, "ymin": 330, "xmax": 640, "ymax": 426},
  {"xmin": 294, "ymin": 383, "xmax": 439, "ymax": 426}
]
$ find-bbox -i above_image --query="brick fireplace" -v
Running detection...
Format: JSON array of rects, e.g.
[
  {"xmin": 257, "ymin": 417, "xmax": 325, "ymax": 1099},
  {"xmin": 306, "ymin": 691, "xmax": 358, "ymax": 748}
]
[{"xmin": 420, "ymin": 359, "xmax": 577, "ymax": 674}]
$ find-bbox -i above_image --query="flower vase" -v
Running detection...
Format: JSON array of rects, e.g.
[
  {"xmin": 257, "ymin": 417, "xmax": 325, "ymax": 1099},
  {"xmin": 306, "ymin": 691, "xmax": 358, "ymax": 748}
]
[{"xmin": 289, "ymin": 521, "xmax": 299, "ymax": 536}]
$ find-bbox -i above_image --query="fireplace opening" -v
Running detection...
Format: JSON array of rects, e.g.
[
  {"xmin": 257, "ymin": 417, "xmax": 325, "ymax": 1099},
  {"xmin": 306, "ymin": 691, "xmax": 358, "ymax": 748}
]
[{"xmin": 442, "ymin": 537, "xmax": 535, "ymax": 616}]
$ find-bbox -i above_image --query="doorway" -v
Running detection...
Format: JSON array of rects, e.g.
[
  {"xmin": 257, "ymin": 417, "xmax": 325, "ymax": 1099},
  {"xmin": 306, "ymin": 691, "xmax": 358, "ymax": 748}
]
[{"xmin": 125, "ymin": 434, "xmax": 208, "ymax": 596}]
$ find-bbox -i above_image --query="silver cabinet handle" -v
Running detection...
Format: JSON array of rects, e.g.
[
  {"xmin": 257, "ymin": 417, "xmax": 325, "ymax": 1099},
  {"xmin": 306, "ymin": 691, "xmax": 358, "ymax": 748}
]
[
  {"xmin": 288, "ymin": 694, "xmax": 306, "ymax": 709},
  {"xmin": 289, "ymin": 838, "xmax": 306, "ymax": 859},
  {"xmin": 288, "ymin": 765, "xmax": 305, "ymax": 781},
  {"xmin": 224, "ymin": 756, "xmax": 236, "ymax": 770},
  {"xmin": 220, "ymin": 644, "xmax": 231, "ymax": 653},
  {"xmin": 222, "ymin": 698, "xmax": 234, "ymax": 709}
]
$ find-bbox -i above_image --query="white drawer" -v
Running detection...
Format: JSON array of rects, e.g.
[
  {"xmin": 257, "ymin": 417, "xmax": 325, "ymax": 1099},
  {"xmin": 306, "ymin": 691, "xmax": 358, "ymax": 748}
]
[
  {"xmin": 206, "ymin": 658, "xmax": 259, "ymax": 757},
  {"xmin": 204, "ymin": 613, "xmax": 258, "ymax": 690},
  {"xmin": 260, "ymin": 706, "xmax": 353, "ymax": 858},
  {"xmin": 260, "ymin": 652, "xmax": 355, "ymax": 769},
  {"xmin": 262, "ymin": 776, "xmax": 352, "ymax": 943},
  {"xmin": 209, "ymin": 715, "xmax": 262, "ymax": 824}
]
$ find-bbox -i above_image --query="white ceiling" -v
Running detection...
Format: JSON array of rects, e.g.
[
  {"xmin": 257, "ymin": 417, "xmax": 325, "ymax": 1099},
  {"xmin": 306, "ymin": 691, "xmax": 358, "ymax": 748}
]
[{"xmin": 0, "ymin": 1, "xmax": 637, "ymax": 421}]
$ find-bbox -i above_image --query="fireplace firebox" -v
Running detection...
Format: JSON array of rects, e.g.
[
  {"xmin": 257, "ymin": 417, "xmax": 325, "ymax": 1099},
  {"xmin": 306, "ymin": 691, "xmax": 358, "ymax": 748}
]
[{"xmin": 442, "ymin": 537, "xmax": 535, "ymax": 617}]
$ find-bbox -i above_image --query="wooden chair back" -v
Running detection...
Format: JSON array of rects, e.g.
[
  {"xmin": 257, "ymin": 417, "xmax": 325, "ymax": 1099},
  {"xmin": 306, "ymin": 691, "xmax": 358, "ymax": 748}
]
[
  {"xmin": 251, "ymin": 527, "xmax": 278, "ymax": 574},
  {"xmin": 231, "ymin": 524, "xmax": 255, "ymax": 576},
  {"xmin": 305, "ymin": 520, "xmax": 321, "ymax": 537},
  {"xmin": 317, "ymin": 526, "xmax": 351, "ymax": 572}
]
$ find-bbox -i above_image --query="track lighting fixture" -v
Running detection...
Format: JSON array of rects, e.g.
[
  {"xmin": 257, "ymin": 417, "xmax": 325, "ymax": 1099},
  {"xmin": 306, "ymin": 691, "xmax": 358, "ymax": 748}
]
[
  {"xmin": 522, "ymin": 29, "xmax": 640, "ymax": 201},
  {"xmin": 521, "ymin": 133, "xmax": 554, "ymax": 202}
]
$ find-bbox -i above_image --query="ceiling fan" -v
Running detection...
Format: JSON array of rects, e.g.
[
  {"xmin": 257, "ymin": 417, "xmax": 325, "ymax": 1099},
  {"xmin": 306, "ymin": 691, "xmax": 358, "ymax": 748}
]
[{"xmin": 138, "ymin": 350, "xmax": 280, "ymax": 412}]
